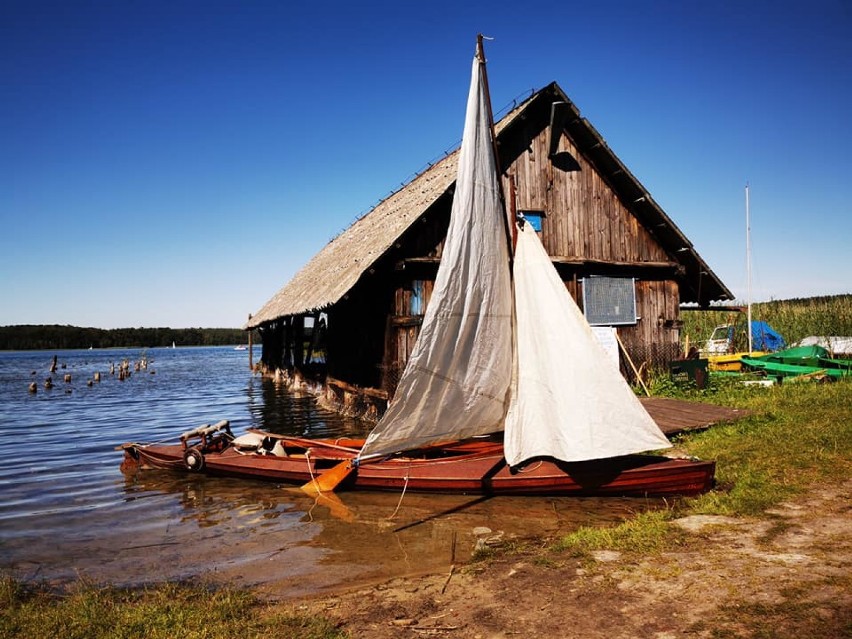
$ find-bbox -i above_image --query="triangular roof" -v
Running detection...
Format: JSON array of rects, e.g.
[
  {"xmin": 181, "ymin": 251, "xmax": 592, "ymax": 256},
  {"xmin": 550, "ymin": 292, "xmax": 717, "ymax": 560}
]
[
  {"xmin": 542, "ymin": 82, "xmax": 731, "ymax": 307},
  {"xmin": 247, "ymin": 83, "xmax": 730, "ymax": 328}
]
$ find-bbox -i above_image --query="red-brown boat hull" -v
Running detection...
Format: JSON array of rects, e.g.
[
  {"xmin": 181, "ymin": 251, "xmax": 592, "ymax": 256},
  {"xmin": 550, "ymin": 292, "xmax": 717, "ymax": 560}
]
[{"xmin": 121, "ymin": 435, "xmax": 715, "ymax": 497}]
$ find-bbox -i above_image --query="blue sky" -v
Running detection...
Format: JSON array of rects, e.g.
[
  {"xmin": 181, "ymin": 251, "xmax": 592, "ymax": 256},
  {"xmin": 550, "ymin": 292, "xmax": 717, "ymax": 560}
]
[{"xmin": 2, "ymin": 0, "xmax": 850, "ymax": 328}]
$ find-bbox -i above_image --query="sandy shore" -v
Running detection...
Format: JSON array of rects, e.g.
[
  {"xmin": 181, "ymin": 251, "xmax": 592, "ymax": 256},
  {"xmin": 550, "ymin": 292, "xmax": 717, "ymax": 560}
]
[{"xmin": 283, "ymin": 480, "xmax": 851, "ymax": 638}]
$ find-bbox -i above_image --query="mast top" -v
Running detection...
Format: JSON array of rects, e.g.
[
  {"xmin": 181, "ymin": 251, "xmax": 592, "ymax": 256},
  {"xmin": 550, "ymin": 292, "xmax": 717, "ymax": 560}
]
[{"xmin": 476, "ymin": 34, "xmax": 493, "ymax": 62}]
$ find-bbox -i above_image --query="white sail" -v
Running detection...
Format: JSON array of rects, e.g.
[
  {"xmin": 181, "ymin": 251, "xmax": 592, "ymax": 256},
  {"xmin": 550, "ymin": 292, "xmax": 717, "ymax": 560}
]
[
  {"xmin": 360, "ymin": 42, "xmax": 671, "ymax": 466},
  {"xmin": 359, "ymin": 53, "xmax": 514, "ymax": 459},
  {"xmin": 503, "ymin": 223, "xmax": 671, "ymax": 465}
]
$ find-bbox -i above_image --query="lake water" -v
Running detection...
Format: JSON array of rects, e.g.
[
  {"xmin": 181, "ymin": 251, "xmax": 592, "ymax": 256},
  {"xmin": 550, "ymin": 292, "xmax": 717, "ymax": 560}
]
[{"xmin": 0, "ymin": 346, "xmax": 657, "ymax": 598}]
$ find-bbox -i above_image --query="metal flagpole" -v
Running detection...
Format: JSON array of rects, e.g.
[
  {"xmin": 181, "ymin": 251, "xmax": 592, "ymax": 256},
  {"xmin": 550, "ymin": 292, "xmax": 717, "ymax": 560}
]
[{"xmin": 746, "ymin": 184, "xmax": 753, "ymax": 353}]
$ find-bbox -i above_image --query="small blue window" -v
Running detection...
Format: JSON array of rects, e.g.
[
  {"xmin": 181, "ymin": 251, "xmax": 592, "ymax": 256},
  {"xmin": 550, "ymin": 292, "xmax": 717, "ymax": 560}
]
[
  {"xmin": 410, "ymin": 280, "xmax": 424, "ymax": 315},
  {"xmin": 520, "ymin": 210, "xmax": 545, "ymax": 232}
]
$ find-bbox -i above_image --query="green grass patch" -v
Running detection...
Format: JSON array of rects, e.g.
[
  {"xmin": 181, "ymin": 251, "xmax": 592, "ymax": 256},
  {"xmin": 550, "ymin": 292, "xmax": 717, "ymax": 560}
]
[
  {"xmin": 553, "ymin": 510, "xmax": 683, "ymax": 557},
  {"xmin": 0, "ymin": 577, "xmax": 347, "ymax": 639},
  {"xmin": 684, "ymin": 379, "xmax": 852, "ymax": 516},
  {"xmin": 558, "ymin": 378, "xmax": 852, "ymax": 553}
]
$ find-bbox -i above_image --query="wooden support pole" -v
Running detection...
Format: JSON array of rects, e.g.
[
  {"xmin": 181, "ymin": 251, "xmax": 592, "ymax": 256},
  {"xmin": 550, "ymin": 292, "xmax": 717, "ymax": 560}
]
[
  {"xmin": 615, "ymin": 331, "xmax": 651, "ymax": 397},
  {"xmin": 247, "ymin": 313, "xmax": 254, "ymax": 371},
  {"xmin": 293, "ymin": 315, "xmax": 305, "ymax": 369}
]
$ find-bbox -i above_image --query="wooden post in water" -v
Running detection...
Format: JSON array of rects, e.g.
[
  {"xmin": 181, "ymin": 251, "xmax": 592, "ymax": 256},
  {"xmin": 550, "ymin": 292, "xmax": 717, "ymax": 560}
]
[
  {"xmin": 293, "ymin": 315, "xmax": 305, "ymax": 369},
  {"xmin": 248, "ymin": 313, "xmax": 254, "ymax": 371}
]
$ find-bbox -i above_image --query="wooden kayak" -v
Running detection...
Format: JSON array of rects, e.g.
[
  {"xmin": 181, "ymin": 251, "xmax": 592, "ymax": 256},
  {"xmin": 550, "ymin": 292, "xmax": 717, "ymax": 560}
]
[{"xmin": 119, "ymin": 425, "xmax": 715, "ymax": 497}]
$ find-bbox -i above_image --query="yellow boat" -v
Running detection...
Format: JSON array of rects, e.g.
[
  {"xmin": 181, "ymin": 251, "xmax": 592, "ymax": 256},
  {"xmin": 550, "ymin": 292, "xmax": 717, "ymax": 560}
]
[{"xmin": 707, "ymin": 351, "xmax": 766, "ymax": 372}]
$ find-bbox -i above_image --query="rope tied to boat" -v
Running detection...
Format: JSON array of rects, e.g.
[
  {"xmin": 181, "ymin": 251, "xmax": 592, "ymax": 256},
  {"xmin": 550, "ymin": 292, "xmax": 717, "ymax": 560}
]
[
  {"xmin": 388, "ymin": 465, "xmax": 411, "ymax": 520},
  {"xmin": 304, "ymin": 449, "xmax": 318, "ymax": 490}
]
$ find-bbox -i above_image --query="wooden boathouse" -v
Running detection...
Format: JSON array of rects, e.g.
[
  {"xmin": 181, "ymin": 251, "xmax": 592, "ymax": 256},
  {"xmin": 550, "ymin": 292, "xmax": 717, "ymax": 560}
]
[{"xmin": 246, "ymin": 82, "xmax": 732, "ymax": 419}]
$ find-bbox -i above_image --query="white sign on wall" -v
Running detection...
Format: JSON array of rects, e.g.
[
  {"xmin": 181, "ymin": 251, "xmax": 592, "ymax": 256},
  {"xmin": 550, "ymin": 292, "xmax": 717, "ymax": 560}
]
[{"xmin": 591, "ymin": 326, "xmax": 620, "ymax": 369}]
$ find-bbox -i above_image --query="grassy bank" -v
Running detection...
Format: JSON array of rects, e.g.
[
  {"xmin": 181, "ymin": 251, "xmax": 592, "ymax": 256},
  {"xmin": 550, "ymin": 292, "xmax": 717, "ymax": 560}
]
[
  {"xmin": 0, "ymin": 579, "xmax": 345, "ymax": 639},
  {"xmin": 557, "ymin": 377, "xmax": 852, "ymax": 553},
  {"xmin": 549, "ymin": 378, "xmax": 851, "ymax": 638}
]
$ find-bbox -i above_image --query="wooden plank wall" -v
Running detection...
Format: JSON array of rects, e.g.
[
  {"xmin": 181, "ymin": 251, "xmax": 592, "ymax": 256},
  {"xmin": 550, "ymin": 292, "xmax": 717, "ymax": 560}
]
[
  {"xmin": 505, "ymin": 114, "xmax": 682, "ymax": 371},
  {"xmin": 386, "ymin": 279, "xmax": 435, "ymax": 391},
  {"xmin": 619, "ymin": 279, "xmax": 682, "ymax": 371},
  {"xmin": 381, "ymin": 109, "xmax": 684, "ymax": 393},
  {"xmin": 506, "ymin": 118, "xmax": 669, "ymax": 265},
  {"xmin": 326, "ymin": 276, "xmax": 392, "ymax": 390}
]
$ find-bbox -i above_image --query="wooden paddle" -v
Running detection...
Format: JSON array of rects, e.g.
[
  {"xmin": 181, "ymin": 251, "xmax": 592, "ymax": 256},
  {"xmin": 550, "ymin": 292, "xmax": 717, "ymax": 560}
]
[
  {"xmin": 301, "ymin": 460, "xmax": 354, "ymax": 495},
  {"xmin": 313, "ymin": 491, "xmax": 355, "ymax": 522},
  {"xmin": 282, "ymin": 486, "xmax": 355, "ymax": 521}
]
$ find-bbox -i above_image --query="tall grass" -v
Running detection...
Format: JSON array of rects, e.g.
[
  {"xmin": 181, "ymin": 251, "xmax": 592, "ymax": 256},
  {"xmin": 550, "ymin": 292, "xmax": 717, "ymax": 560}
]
[{"xmin": 681, "ymin": 294, "xmax": 852, "ymax": 350}]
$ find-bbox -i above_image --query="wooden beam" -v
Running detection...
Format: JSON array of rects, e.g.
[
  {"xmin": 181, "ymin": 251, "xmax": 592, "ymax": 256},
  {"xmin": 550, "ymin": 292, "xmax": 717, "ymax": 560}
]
[
  {"xmin": 405, "ymin": 256, "xmax": 679, "ymax": 268},
  {"xmin": 551, "ymin": 257, "xmax": 680, "ymax": 270},
  {"xmin": 401, "ymin": 256, "xmax": 683, "ymax": 278},
  {"xmin": 391, "ymin": 315, "xmax": 424, "ymax": 327},
  {"xmin": 327, "ymin": 376, "xmax": 389, "ymax": 401},
  {"xmin": 401, "ymin": 257, "xmax": 441, "ymax": 265}
]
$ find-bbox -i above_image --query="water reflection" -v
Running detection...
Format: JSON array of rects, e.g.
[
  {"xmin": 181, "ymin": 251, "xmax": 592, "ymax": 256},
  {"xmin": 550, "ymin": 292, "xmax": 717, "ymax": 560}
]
[
  {"xmin": 245, "ymin": 376, "xmax": 369, "ymax": 439},
  {"xmin": 122, "ymin": 472, "xmax": 302, "ymax": 529},
  {"xmin": 0, "ymin": 348, "xmax": 664, "ymax": 598},
  {"xmin": 118, "ymin": 467, "xmax": 656, "ymax": 598}
]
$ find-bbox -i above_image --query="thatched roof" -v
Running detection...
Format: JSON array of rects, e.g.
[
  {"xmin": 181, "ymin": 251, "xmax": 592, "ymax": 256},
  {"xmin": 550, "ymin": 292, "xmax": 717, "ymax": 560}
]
[
  {"xmin": 246, "ymin": 100, "xmax": 527, "ymax": 329},
  {"xmin": 247, "ymin": 83, "xmax": 730, "ymax": 329},
  {"xmin": 245, "ymin": 154, "xmax": 459, "ymax": 328}
]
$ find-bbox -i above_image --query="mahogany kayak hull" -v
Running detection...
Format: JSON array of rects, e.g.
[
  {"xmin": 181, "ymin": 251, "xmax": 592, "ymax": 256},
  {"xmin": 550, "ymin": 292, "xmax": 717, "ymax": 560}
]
[{"xmin": 120, "ymin": 434, "xmax": 715, "ymax": 497}]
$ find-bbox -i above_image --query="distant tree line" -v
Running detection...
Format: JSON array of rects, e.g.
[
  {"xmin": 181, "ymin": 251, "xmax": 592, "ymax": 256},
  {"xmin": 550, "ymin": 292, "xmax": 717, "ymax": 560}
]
[{"xmin": 0, "ymin": 325, "xmax": 260, "ymax": 351}]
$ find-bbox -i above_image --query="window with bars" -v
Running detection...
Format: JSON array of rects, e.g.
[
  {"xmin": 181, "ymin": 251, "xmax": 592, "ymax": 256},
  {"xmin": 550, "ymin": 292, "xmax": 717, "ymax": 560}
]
[{"xmin": 582, "ymin": 277, "xmax": 637, "ymax": 326}]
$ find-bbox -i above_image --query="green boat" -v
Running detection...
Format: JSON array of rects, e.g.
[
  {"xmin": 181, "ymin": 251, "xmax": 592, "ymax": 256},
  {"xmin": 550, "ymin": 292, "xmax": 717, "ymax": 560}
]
[{"xmin": 741, "ymin": 345, "xmax": 852, "ymax": 380}]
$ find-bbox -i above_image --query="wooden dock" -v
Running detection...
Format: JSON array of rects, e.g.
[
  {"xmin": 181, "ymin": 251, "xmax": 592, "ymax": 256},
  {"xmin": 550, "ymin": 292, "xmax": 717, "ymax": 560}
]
[{"xmin": 640, "ymin": 397, "xmax": 750, "ymax": 436}]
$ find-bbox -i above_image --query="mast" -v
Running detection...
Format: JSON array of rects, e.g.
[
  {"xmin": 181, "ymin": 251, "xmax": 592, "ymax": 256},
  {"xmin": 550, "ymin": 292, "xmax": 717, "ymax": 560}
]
[
  {"xmin": 476, "ymin": 35, "xmax": 498, "ymax": 168},
  {"xmin": 357, "ymin": 38, "xmax": 515, "ymax": 460},
  {"xmin": 745, "ymin": 183, "xmax": 753, "ymax": 353},
  {"xmin": 476, "ymin": 34, "xmax": 516, "ymax": 259}
]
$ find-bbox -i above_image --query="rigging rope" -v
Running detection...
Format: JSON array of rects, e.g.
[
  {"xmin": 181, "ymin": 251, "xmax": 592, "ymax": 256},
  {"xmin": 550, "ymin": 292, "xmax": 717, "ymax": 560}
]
[
  {"xmin": 304, "ymin": 450, "xmax": 319, "ymax": 491},
  {"xmin": 388, "ymin": 466, "xmax": 411, "ymax": 520}
]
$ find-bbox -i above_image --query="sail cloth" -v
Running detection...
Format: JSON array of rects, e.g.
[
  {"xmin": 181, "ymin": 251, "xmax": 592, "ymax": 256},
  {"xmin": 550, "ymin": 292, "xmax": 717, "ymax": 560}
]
[
  {"xmin": 360, "ymin": 46, "xmax": 670, "ymax": 465},
  {"xmin": 504, "ymin": 224, "xmax": 671, "ymax": 465},
  {"xmin": 359, "ymin": 54, "xmax": 514, "ymax": 460}
]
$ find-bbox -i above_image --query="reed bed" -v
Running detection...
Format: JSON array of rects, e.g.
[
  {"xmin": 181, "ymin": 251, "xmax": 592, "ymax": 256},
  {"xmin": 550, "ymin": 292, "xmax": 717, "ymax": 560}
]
[{"xmin": 681, "ymin": 294, "xmax": 852, "ymax": 351}]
